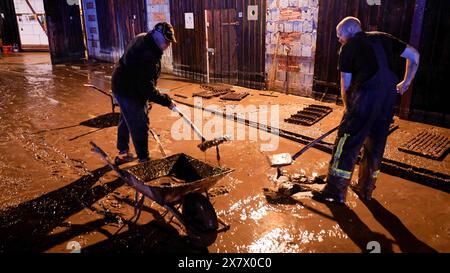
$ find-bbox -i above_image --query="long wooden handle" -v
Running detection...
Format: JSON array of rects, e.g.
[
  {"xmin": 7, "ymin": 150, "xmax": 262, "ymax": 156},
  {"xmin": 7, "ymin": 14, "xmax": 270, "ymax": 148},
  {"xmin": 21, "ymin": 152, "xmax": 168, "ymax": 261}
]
[
  {"xmin": 172, "ymin": 106, "xmax": 206, "ymax": 142},
  {"xmin": 291, "ymin": 125, "xmax": 339, "ymax": 161},
  {"xmin": 84, "ymin": 84, "xmax": 113, "ymax": 99},
  {"xmin": 149, "ymin": 128, "xmax": 167, "ymax": 157}
]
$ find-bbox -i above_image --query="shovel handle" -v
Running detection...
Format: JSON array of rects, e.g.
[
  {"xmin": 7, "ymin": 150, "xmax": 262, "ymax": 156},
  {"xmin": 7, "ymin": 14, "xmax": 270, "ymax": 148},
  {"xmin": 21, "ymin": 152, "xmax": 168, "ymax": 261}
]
[
  {"xmin": 291, "ymin": 125, "xmax": 339, "ymax": 161},
  {"xmin": 84, "ymin": 84, "xmax": 113, "ymax": 99},
  {"xmin": 172, "ymin": 106, "xmax": 206, "ymax": 142}
]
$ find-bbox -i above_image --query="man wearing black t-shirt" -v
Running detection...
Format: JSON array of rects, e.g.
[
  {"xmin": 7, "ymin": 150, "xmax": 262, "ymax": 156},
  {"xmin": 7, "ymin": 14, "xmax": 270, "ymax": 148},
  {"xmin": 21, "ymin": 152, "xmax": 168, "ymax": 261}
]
[{"xmin": 313, "ymin": 17, "xmax": 420, "ymax": 204}]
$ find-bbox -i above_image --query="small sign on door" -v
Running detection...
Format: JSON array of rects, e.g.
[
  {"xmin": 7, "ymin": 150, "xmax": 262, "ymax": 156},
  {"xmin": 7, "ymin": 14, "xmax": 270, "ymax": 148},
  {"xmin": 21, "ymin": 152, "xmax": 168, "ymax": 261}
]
[
  {"xmin": 248, "ymin": 5, "xmax": 258, "ymax": 21},
  {"xmin": 185, "ymin": 12, "xmax": 194, "ymax": 29}
]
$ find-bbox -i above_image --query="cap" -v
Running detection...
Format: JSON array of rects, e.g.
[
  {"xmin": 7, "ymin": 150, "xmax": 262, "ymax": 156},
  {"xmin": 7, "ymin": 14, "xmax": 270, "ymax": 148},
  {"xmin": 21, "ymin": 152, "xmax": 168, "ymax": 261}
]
[{"xmin": 154, "ymin": 22, "xmax": 177, "ymax": 43}]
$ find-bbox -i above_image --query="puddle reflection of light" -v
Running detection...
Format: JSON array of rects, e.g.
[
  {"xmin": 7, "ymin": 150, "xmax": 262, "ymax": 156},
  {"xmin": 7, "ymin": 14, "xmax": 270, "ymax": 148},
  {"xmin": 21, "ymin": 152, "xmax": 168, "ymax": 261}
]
[
  {"xmin": 248, "ymin": 224, "xmax": 348, "ymax": 253},
  {"xmin": 248, "ymin": 228, "xmax": 299, "ymax": 253},
  {"xmin": 219, "ymin": 194, "xmax": 312, "ymax": 223},
  {"xmin": 240, "ymin": 200, "xmax": 268, "ymax": 221}
]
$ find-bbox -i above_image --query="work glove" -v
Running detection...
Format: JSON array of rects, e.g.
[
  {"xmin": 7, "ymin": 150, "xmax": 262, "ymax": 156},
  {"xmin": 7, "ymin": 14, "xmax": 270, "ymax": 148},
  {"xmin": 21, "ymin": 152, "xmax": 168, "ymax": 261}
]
[{"xmin": 168, "ymin": 101, "xmax": 176, "ymax": 111}]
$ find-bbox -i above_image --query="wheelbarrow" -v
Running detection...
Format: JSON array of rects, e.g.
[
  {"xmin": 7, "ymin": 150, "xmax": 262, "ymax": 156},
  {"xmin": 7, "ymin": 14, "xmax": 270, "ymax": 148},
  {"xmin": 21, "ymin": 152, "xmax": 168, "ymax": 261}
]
[{"xmin": 90, "ymin": 141, "xmax": 234, "ymax": 247}]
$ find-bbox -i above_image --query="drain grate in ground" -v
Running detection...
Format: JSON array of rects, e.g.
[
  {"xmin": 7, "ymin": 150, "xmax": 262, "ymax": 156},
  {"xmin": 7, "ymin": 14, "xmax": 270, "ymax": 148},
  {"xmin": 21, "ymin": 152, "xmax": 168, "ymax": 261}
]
[
  {"xmin": 284, "ymin": 104, "xmax": 333, "ymax": 126},
  {"xmin": 389, "ymin": 121, "xmax": 399, "ymax": 135},
  {"xmin": 193, "ymin": 83, "xmax": 233, "ymax": 99},
  {"xmin": 398, "ymin": 131, "xmax": 450, "ymax": 160},
  {"xmin": 200, "ymin": 83, "xmax": 233, "ymax": 92},
  {"xmin": 192, "ymin": 90, "xmax": 216, "ymax": 99},
  {"xmin": 220, "ymin": 92, "xmax": 249, "ymax": 101}
]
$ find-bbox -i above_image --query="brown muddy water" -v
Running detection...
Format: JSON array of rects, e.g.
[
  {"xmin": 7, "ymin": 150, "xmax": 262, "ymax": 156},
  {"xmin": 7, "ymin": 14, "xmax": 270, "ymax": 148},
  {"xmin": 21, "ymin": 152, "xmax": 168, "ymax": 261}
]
[{"xmin": 0, "ymin": 53, "xmax": 449, "ymax": 253}]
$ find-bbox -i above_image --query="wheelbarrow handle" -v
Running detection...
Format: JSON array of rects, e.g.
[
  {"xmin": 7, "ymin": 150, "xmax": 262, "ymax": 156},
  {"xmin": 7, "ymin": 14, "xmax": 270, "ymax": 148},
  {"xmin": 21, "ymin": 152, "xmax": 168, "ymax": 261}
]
[{"xmin": 89, "ymin": 141, "xmax": 120, "ymax": 173}]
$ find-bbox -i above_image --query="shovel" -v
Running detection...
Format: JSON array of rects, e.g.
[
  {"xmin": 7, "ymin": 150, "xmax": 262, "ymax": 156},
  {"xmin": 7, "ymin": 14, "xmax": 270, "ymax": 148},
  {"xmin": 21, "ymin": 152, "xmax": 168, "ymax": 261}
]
[
  {"xmin": 172, "ymin": 105, "xmax": 229, "ymax": 162},
  {"xmin": 269, "ymin": 125, "xmax": 339, "ymax": 179}
]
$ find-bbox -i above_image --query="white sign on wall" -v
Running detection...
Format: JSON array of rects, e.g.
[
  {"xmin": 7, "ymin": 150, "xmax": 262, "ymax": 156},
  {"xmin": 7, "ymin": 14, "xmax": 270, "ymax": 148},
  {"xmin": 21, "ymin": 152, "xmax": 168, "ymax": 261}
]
[
  {"xmin": 185, "ymin": 12, "xmax": 194, "ymax": 29},
  {"xmin": 66, "ymin": 0, "xmax": 80, "ymax": 5},
  {"xmin": 248, "ymin": 5, "xmax": 258, "ymax": 21}
]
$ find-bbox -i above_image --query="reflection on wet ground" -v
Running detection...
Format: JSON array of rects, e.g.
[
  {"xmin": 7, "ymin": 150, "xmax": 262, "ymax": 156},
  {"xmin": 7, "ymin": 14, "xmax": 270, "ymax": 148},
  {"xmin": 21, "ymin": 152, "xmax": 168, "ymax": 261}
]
[{"xmin": 0, "ymin": 53, "xmax": 448, "ymax": 253}]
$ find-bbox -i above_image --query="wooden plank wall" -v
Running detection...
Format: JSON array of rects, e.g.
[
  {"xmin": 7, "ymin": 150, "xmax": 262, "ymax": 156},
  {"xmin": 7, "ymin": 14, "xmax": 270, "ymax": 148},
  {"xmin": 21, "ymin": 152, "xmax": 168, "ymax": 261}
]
[
  {"xmin": 169, "ymin": 0, "xmax": 266, "ymax": 89},
  {"xmin": 313, "ymin": 0, "xmax": 415, "ymax": 101},
  {"xmin": 0, "ymin": 0, "xmax": 21, "ymax": 49},
  {"xmin": 95, "ymin": 0, "xmax": 116, "ymax": 53},
  {"xmin": 113, "ymin": 0, "xmax": 147, "ymax": 54},
  {"xmin": 43, "ymin": 0, "xmax": 85, "ymax": 64},
  {"xmin": 409, "ymin": 0, "xmax": 450, "ymax": 128}
]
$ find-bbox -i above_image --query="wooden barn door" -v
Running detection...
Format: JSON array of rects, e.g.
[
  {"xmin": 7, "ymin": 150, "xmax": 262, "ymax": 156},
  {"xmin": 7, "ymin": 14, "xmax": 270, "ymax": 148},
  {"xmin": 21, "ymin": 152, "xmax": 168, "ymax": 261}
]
[
  {"xmin": 206, "ymin": 9, "xmax": 238, "ymax": 84},
  {"xmin": 43, "ymin": 0, "xmax": 85, "ymax": 64},
  {"xmin": 114, "ymin": 0, "xmax": 147, "ymax": 54}
]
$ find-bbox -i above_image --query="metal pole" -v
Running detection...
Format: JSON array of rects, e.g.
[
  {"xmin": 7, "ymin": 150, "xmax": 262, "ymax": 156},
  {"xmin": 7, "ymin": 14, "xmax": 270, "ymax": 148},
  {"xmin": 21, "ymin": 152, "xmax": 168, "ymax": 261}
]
[
  {"xmin": 205, "ymin": 10, "xmax": 210, "ymax": 83},
  {"xmin": 399, "ymin": 0, "xmax": 427, "ymax": 120}
]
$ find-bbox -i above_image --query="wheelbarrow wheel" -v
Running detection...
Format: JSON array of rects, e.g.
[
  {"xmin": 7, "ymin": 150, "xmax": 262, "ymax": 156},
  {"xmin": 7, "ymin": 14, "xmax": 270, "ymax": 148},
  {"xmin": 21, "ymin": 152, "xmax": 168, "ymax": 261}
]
[{"xmin": 182, "ymin": 192, "xmax": 218, "ymax": 248}]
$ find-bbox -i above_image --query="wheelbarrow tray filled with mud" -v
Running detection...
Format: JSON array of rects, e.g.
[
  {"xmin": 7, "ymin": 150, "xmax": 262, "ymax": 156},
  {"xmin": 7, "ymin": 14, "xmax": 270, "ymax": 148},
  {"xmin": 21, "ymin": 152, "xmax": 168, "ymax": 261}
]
[
  {"xmin": 124, "ymin": 153, "xmax": 233, "ymax": 205},
  {"xmin": 89, "ymin": 142, "xmax": 233, "ymax": 247}
]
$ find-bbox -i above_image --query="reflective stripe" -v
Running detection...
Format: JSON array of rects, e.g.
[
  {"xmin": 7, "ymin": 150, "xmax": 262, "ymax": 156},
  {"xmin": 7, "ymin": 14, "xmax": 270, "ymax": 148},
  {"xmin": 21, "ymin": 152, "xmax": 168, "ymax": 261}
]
[
  {"xmin": 329, "ymin": 134, "xmax": 352, "ymax": 179},
  {"xmin": 372, "ymin": 170, "xmax": 380, "ymax": 179},
  {"xmin": 331, "ymin": 133, "xmax": 349, "ymax": 170},
  {"xmin": 329, "ymin": 168, "xmax": 352, "ymax": 179}
]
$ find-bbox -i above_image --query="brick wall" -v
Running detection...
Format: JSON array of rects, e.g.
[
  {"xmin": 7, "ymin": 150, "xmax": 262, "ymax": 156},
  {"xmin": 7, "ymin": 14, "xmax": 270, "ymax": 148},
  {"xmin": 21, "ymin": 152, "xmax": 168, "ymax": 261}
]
[
  {"xmin": 265, "ymin": 0, "xmax": 319, "ymax": 97},
  {"xmin": 146, "ymin": 0, "xmax": 173, "ymax": 73},
  {"xmin": 82, "ymin": 0, "xmax": 119, "ymax": 62}
]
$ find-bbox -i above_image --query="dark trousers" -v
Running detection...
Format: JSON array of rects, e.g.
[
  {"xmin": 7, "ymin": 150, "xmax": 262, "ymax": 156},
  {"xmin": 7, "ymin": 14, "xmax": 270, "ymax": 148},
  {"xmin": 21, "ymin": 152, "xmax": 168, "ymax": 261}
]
[
  {"xmin": 324, "ymin": 41, "xmax": 398, "ymax": 199},
  {"xmin": 327, "ymin": 88, "xmax": 396, "ymax": 182},
  {"xmin": 114, "ymin": 94, "xmax": 149, "ymax": 161}
]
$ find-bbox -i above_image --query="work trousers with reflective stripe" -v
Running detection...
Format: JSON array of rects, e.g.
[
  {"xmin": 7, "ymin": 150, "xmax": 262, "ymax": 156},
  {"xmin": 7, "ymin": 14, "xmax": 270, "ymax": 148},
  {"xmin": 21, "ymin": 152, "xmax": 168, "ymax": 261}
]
[{"xmin": 327, "ymin": 78, "xmax": 397, "ymax": 187}]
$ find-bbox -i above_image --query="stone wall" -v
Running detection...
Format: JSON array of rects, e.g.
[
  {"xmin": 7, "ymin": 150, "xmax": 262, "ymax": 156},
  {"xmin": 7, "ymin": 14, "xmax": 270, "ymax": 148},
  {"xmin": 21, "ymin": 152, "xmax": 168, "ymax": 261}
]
[
  {"xmin": 265, "ymin": 0, "xmax": 319, "ymax": 97},
  {"xmin": 146, "ymin": 0, "xmax": 173, "ymax": 72}
]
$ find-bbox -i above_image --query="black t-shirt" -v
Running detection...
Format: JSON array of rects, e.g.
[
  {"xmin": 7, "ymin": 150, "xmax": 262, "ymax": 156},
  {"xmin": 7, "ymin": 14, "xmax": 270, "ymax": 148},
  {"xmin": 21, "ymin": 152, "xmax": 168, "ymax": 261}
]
[{"xmin": 338, "ymin": 31, "xmax": 407, "ymax": 86}]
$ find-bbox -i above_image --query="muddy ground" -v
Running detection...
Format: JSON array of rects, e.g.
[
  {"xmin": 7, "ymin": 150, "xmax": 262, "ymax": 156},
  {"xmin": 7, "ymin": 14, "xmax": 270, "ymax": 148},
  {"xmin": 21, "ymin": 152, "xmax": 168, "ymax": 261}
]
[{"xmin": 0, "ymin": 52, "xmax": 448, "ymax": 253}]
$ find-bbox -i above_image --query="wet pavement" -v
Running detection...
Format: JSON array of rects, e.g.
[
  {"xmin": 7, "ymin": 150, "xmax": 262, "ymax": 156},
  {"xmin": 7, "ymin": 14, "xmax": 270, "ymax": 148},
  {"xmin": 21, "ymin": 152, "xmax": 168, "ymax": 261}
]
[{"xmin": 0, "ymin": 52, "xmax": 449, "ymax": 253}]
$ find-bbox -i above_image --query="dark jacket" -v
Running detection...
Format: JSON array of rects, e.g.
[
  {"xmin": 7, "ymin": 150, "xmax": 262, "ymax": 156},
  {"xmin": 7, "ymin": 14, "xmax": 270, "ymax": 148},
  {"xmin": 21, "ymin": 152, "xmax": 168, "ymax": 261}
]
[{"xmin": 111, "ymin": 32, "xmax": 171, "ymax": 107}]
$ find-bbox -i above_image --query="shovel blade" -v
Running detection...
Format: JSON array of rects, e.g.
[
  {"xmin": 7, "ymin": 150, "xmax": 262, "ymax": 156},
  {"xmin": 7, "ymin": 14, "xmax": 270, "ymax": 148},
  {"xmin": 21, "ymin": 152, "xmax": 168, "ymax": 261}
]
[{"xmin": 269, "ymin": 153, "xmax": 293, "ymax": 167}]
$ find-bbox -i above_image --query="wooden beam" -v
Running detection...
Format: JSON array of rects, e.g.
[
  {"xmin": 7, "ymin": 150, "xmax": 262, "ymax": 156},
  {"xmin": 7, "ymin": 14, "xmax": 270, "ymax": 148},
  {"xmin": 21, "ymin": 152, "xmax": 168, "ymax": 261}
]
[
  {"xmin": 24, "ymin": 0, "xmax": 47, "ymax": 35},
  {"xmin": 399, "ymin": 0, "xmax": 426, "ymax": 120}
]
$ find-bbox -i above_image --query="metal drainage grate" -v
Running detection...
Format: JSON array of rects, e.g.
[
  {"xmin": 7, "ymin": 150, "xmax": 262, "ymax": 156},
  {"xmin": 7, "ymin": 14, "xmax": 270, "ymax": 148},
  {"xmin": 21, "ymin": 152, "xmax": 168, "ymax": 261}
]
[
  {"xmin": 389, "ymin": 122, "xmax": 399, "ymax": 135},
  {"xmin": 193, "ymin": 83, "xmax": 234, "ymax": 99},
  {"xmin": 284, "ymin": 104, "xmax": 333, "ymax": 126},
  {"xmin": 220, "ymin": 92, "xmax": 249, "ymax": 101},
  {"xmin": 398, "ymin": 131, "xmax": 450, "ymax": 160},
  {"xmin": 192, "ymin": 90, "xmax": 216, "ymax": 99},
  {"xmin": 200, "ymin": 83, "xmax": 233, "ymax": 92}
]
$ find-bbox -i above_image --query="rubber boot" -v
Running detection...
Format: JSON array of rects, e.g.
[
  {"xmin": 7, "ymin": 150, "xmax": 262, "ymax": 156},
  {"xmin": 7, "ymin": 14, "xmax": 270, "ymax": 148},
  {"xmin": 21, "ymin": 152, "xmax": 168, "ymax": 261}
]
[
  {"xmin": 312, "ymin": 175, "xmax": 351, "ymax": 204},
  {"xmin": 351, "ymin": 177, "xmax": 377, "ymax": 201}
]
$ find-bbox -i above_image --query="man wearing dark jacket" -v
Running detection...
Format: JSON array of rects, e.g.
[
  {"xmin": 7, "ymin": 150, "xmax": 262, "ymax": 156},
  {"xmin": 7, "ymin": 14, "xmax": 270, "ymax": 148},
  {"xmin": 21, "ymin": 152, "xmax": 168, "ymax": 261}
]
[
  {"xmin": 112, "ymin": 22, "xmax": 176, "ymax": 164},
  {"xmin": 313, "ymin": 17, "xmax": 420, "ymax": 203}
]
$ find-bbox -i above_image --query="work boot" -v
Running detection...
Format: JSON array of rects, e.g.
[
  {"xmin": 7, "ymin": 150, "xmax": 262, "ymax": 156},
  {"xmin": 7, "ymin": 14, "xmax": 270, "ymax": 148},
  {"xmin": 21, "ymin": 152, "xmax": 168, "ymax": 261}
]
[
  {"xmin": 114, "ymin": 151, "xmax": 136, "ymax": 165},
  {"xmin": 312, "ymin": 176, "xmax": 351, "ymax": 204},
  {"xmin": 351, "ymin": 180, "xmax": 376, "ymax": 201},
  {"xmin": 138, "ymin": 157, "xmax": 150, "ymax": 164}
]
